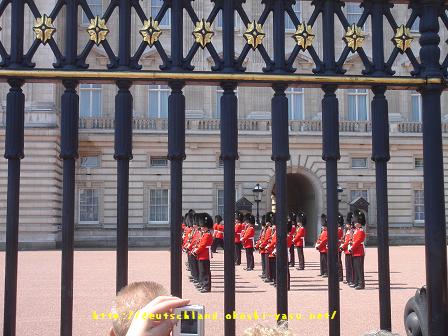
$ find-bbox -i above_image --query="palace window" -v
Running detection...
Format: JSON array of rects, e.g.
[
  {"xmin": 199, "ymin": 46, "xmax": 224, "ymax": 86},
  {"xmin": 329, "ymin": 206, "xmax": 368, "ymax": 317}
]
[
  {"xmin": 216, "ymin": 189, "xmax": 238, "ymax": 217},
  {"xmin": 82, "ymin": 0, "xmax": 103, "ymax": 25},
  {"xmin": 286, "ymin": 88, "xmax": 305, "ymax": 120},
  {"xmin": 150, "ymin": 156, "xmax": 168, "ymax": 167},
  {"xmin": 80, "ymin": 156, "xmax": 100, "ymax": 169},
  {"xmin": 414, "ymin": 190, "xmax": 425, "ymax": 222},
  {"xmin": 346, "ymin": 3, "xmax": 364, "ymax": 27},
  {"xmin": 351, "ymin": 157, "xmax": 368, "ymax": 169},
  {"xmin": 79, "ymin": 189, "xmax": 99, "ymax": 224},
  {"xmin": 79, "ymin": 84, "xmax": 102, "ymax": 117},
  {"xmin": 285, "ymin": 2, "xmax": 302, "ymax": 31},
  {"xmin": 347, "ymin": 89, "xmax": 368, "ymax": 121},
  {"xmin": 151, "ymin": 0, "xmax": 171, "ymax": 27},
  {"xmin": 350, "ymin": 189, "xmax": 368, "ymax": 202},
  {"xmin": 414, "ymin": 157, "xmax": 424, "ymax": 169},
  {"xmin": 149, "ymin": 85, "xmax": 169, "ymax": 118},
  {"xmin": 149, "ymin": 189, "xmax": 169, "ymax": 223},
  {"xmin": 411, "ymin": 92, "xmax": 422, "ymax": 122}
]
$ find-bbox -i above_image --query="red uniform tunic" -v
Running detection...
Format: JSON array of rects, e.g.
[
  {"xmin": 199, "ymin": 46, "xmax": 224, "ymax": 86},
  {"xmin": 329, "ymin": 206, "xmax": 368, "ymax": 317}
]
[
  {"xmin": 259, "ymin": 226, "xmax": 272, "ymax": 254},
  {"xmin": 188, "ymin": 228, "xmax": 201, "ymax": 253},
  {"xmin": 267, "ymin": 229, "xmax": 277, "ymax": 257},
  {"xmin": 340, "ymin": 229, "xmax": 352, "ymax": 255},
  {"xmin": 242, "ymin": 225, "xmax": 255, "ymax": 249},
  {"xmin": 212, "ymin": 223, "xmax": 218, "ymax": 238},
  {"xmin": 234, "ymin": 222, "xmax": 243, "ymax": 243},
  {"xmin": 182, "ymin": 227, "xmax": 192, "ymax": 249},
  {"xmin": 255, "ymin": 227, "xmax": 266, "ymax": 250},
  {"xmin": 193, "ymin": 229, "xmax": 213, "ymax": 260},
  {"xmin": 350, "ymin": 227, "xmax": 366, "ymax": 257},
  {"xmin": 293, "ymin": 226, "xmax": 306, "ymax": 247},
  {"xmin": 287, "ymin": 232, "xmax": 293, "ymax": 248},
  {"xmin": 316, "ymin": 229, "xmax": 328, "ymax": 254},
  {"xmin": 215, "ymin": 223, "xmax": 224, "ymax": 239},
  {"xmin": 337, "ymin": 227, "xmax": 343, "ymax": 244}
]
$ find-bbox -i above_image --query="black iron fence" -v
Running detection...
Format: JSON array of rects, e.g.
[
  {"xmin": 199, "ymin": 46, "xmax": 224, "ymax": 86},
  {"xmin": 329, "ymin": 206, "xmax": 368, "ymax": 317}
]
[{"xmin": 1, "ymin": 1, "xmax": 447, "ymax": 336}]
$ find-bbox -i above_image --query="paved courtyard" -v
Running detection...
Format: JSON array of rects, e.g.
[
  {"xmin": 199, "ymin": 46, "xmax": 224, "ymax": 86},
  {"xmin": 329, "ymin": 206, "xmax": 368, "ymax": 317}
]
[{"xmin": 0, "ymin": 246, "xmax": 428, "ymax": 335}]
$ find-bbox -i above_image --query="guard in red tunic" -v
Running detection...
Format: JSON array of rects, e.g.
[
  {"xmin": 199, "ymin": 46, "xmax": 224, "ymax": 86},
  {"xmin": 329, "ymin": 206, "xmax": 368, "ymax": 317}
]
[
  {"xmin": 316, "ymin": 214, "xmax": 328, "ymax": 277},
  {"xmin": 265, "ymin": 220, "xmax": 277, "ymax": 284},
  {"xmin": 242, "ymin": 215, "xmax": 255, "ymax": 271},
  {"xmin": 255, "ymin": 216, "xmax": 268, "ymax": 279},
  {"xmin": 182, "ymin": 212, "xmax": 193, "ymax": 271},
  {"xmin": 293, "ymin": 212, "xmax": 306, "ymax": 270},
  {"xmin": 261, "ymin": 212, "xmax": 275, "ymax": 282},
  {"xmin": 187, "ymin": 214, "xmax": 201, "ymax": 285},
  {"xmin": 192, "ymin": 213, "xmax": 214, "ymax": 293},
  {"xmin": 349, "ymin": 210, "xmax": 366, "ymax": 290},
  {"xmin": 337, "ymin": 213, "xmax": 344, "ymax": 282},
  {"xmin": 288, "ymin": 212, "xmax": 297, "ymax": 267},
  {"xmin": 211, "ymin": 215, "xmax": 224, "ymax": 252},
  {"xmin": 340, "ymin": 212, "xmax": 354, "ymax": 285},
  {"xmin": 234, "ymin": 212, "xmax": 244, "ymax": 265}
]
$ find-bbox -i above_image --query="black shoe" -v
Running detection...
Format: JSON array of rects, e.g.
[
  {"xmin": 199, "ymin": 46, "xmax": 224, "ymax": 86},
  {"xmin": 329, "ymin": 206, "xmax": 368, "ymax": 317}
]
[
  {"xmin": 355, "ymin": 285, "xmax": 365, "ymax": 290},
  {"xmin": 263, "ymin": 278, "xmax": 272, "ymax": 283},
  {"xmin": 343, "ymin": 281, "xmax": 347, "ymax": 284},
  {"xmin": 322, "ymin": 274, "xmax": 328, "ymax": 278},
  {"xmin": 200, "ymin": 288, "xmax": 211, "ymax": 293},
  {"xmin": 247, "ymin": 268, "xmax": 253, "ymax": 271},
  {"xmin": 349, "ymin": 283, "xmax": 356, "ymax": 288}
]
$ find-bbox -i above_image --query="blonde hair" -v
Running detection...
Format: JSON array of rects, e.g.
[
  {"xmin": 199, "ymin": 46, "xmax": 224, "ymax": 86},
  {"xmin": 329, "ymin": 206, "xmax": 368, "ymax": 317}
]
[
  {"xmin": 111, "ymin": 281, "xmax": 168, "ymax": 336},
  {"xmin": 244, "ymin": 323, "xmax": 295, "ymax": 336}
]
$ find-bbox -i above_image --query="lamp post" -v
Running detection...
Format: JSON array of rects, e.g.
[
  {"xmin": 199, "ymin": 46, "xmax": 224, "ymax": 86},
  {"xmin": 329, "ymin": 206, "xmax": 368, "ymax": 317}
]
[
  {"xmin": 337, "ymin": 184, "xmax": 344, "ymax": 208},
  {"xmin": 252, "ymin": 183, "xmax": 264, "ymax": 226}
]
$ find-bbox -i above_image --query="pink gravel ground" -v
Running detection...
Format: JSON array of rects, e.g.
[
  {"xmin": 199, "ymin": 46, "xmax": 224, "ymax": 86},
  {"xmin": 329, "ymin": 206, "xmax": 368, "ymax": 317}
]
[{"xmin": 0, "ymin": 246, "xmax": 428, "ymax": 335}]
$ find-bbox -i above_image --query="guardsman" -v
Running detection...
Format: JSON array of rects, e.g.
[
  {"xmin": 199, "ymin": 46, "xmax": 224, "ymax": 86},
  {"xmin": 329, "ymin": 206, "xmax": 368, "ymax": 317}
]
[
  {"xmin": 265, "ymin": 216, "xmax": 277, "ymax": 284},
  {"xmin": 316, "ymin": 214, "xmax": 328, "ymax": 277},
  {"xmin": 337, "ymin": 213, "xmax": 344, "ymax": 282},
  {"xmin": 349, "ymin": 210, "xmax": 366, "ymax": 290},
  {"xmin": 187, "ymin": 213, "xmax": 201, "ymax": 285},
  {"xmin": 293, "ymin": 211, "xmax": 306, "ymax": 270},
  {"xmin": 242, "ymin": 214, "xmax": 256, "ymax": 271},
  {"xmin": 255, "ymin": 218, "xmax": 268, "ymax": 278},
  {"xmin": 211, "ymin": 215, "xmax": 224, "ymax": 253},
  {"xmin": 234, "ymin": 212, "xmax": 244, "ymax": 265},
  {"xmin": 340, "ymin": 212, "xmax": 354, "ymax": 285},
  {"xmin": 288, "ymin": 212, "xmax": 297, "ymax": 267},
  {"xmin": 182, "ymin": 212, "xmax": 193, "ymax": 271},
  {"xmin": 192, "ymin": 213, "xmax": 214, "ymax": 293},
  {"xmin": 261, "ymin": 212, "xmax": 274, "ymax": 282}
]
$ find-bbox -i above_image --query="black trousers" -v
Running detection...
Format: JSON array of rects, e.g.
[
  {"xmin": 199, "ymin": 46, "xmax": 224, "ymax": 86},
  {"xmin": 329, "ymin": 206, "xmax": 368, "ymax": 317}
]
[
  {"xmin": 345, "ymin": 254, "xmax": 353, "ymax": 284},
  {"xmin": 320, "ymin": 252, "xmax": 328, "ymax": 275},
  {"xmin": 235, "ymin": 243, "xmax": 242, "ymax": 265},
  {"xmin": 261, "ymin": 253, "xmax": 267, "ymax": 276},
  {"xmin": 338, "ymin": 251, "xmax": 343, "ymax": 281},
  {"xmin": 268, "ymin": 257, "xmax": 276, "ymax": 282},
  {"xmin": 245, "ymin": 247, "xmax": 254, "ymax": 270},
  {"xmin": 211, "ymin": 238, "xmax": 224, "ymax": 252},
  {"xmin": 198, "ymin": 259, "xmax": 211, "ymax": 290},
  {"xmin": 189, "ymin": 254, "xmax": 199, "ymax": 281},
  {"xmin": 352, "ymin": 255, "xmax": 365, "ymax": 287},
  {"xmin": 296, "ymin": 246, "xmax": 305, "ymax": 269},
  {"xmin": 289, "ymin": 245, "xmax": 295, "ymax": 266}
]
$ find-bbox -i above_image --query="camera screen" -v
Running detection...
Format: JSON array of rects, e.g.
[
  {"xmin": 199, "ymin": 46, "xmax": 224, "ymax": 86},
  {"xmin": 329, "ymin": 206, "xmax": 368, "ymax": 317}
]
[{"xmin": 180, "ymin": 311, "xmax": 198, "ymax": 334}]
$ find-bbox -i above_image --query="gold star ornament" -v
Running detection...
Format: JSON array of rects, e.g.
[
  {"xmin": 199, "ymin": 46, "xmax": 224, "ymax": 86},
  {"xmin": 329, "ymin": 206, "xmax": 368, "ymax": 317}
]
[
  {"xmin": 293, "ymin": 23, "xmax": 315, "ymax": 50},
  {"xmin": 87, "ymin": 16, "xmax": 109, "ymax": 46},
  {"xmin": 244, "ymin": 21, "xmax": 265, "ymax": 50},
  {"xmin": 392, "ymin": 25, "xmax": 413, "ymax": 53},
  {"xmin": 33, "ymin": 14, "xmax": 56, "ymax": 44},
  {"xmin": 140, "ymin": 17, "xmax": 162, "ymax": 47},
  {"xmin": 343, "ymin": 24, "xmax": 365, "ymax": 52},
  {"xmin": 193, "ymin": 19, "xmax": 214, "ymax": 48}
]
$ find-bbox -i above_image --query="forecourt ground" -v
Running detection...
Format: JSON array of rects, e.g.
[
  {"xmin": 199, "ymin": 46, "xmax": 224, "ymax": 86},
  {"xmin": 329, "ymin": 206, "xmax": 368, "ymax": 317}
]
[{"xmin": 0, "ymin": 246, "xmax": 431, "ymax": 336}]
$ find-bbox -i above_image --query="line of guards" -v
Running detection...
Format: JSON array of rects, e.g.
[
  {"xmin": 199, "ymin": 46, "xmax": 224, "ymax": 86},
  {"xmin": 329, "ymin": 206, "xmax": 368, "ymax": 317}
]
[{"xmin": 181, "ymin": 208, "xmax": 366, "ymax": 293}]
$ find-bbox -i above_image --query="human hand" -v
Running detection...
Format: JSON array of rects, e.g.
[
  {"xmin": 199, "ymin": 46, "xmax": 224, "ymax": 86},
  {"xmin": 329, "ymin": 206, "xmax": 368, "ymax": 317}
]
[{"xmin": 125, "ymin": 296, "xmax": 190, "ymax": 336}]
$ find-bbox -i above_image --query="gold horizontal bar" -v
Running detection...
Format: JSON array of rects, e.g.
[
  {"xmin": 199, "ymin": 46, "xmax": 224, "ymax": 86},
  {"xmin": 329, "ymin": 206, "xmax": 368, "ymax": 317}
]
[{"xmin": 0, "ymin": 69, "xmax": 444, "ymax": 88}]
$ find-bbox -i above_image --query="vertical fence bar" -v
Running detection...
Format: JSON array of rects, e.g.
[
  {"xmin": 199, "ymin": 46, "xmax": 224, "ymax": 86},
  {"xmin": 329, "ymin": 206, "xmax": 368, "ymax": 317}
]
[
  {"xmin": 221, "ymin": 82, "xmax": 238, "ymax": 336},
  {"xmin": 417, "ymin": 1, "xmax": 448, "ymax": 335},
  {"xmin": 322, "ymin": 85, "xmax": 341, "ymax": 336},
  {"xmin": 370, "ymin": 0, "xmax": 392, "ymax": 331},
  {"xmin": 271, "ymin": 84, "xmax": 290, "ymax": 320},
  {"xmin": 59, "ymin": 1, "xmax": 80, "ymax": 335},
  {"xmin": 371, "ymin": 86, "xmax": 392, "ymax": 331},
  {"xmin": 168, "ymin": 81, "xmax": 186, "ymax": 297},
  {"xmin": 114, "ymin": 0, "xmax": 133, "ymax": 292},
  {"xmin": 60, "ymin": 80, "xmax": 79, "ymax": 336},
  {"xmin": 320, "ymin": 1, "xmax": 340, "ymax": 335},
  {"xmin": 3, "ymin": 78, "xmax": 25, "ymax": 336},
  {"xmin": 3, "ymin": 0, "xmax": 26, "ymax": 334},
  {"xmin": 221, "ymin": 1, "xmax": 237, "ymax": 335}
]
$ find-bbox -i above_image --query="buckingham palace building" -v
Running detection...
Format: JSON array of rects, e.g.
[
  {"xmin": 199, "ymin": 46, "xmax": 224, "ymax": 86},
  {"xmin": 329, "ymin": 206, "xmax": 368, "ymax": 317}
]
[{"xmin": 0, "ymin": 0, "xmax": 447, "ymax": 248}]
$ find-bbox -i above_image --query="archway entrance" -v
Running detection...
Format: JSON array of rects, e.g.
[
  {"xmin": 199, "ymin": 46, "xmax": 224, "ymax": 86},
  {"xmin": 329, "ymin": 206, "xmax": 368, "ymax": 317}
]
[{"xmin": 270, "ymin": 169, "xmax": 322, "ymax": 244}]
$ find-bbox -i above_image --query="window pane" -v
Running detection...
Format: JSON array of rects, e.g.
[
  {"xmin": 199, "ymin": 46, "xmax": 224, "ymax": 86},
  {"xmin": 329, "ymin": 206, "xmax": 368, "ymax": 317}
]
[
  {"xmin": 216, "ymin": 89, "xmax": 223, "ymax": 119},
  {"xmin": 414, "ymin": 190, "xmax": 424, "ymax": 221},
  {"xmin": 79, "ymin": 189, "xmax": 99, "ymax": 222},
  {"xmin": 352, "ymin": 158, "xmax": 367, "ymax": 168},
  {"xmin": 160, "ymin": 90, "xmax": 169, "ymax": 118},
  {"xmin": 357, "ymin": 95, "xmax": 367, "ymax": 121},
  {"xmin": 80, "ymin": 91, "xmax": 91, "ymax": 117},
  {"xmin": 348, "ymin": 95, "xmax": 356, "ymax": 120},
  {"xmin": 411, "ymin": 16, "xmax": 420, "ymax": 32},
  {"xmin": 411, "ymin": 95, "xmax": 421, "ymax": 122},
  {"xmin": 80, "ymin": 156, "xmax": 99, "ymax": 168},
  {"xmin": 149, "ymin": 90, "xmax": 158, "ymax": 118},
  {"xmin": 91, "ymin": 90, "xmax": 102, "ymax": 117},
  {"xmin": 285, "ymin": 2, "xmax": 301, "ymax": 30},
  {"xmin": 149, "ymin": 189, "xmax": 169, "ymax": 223},
  {"xmin": 346, "ymin": 3, "xmax": 362, "ymax": 25}
]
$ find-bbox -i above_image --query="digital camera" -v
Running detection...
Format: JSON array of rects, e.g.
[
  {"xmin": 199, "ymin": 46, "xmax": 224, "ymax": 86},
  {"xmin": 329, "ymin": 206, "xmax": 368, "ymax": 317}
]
[{"xmin": 172, "ymin": 304, "xmax": 205, "ymax": 336}]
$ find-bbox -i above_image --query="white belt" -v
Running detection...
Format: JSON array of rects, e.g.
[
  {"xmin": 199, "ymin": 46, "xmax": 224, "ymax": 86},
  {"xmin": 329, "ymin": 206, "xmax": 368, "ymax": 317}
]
[{"xmin": 207, "ymin": 246, "xmax": 212, "ymax": 259}]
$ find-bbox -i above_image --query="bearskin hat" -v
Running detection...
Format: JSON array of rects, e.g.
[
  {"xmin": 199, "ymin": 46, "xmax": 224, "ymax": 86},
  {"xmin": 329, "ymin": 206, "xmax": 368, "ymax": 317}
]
[
  {"xmin": 321, "ymin": 213, "xmax": 327, "ymax": 227},
  {"xmin": 198, "ymin": 213, "xmax": 214, "ymax": 229},
  {"xmin": 354, "ymin": 209, "xmax": 366, "ymax": 225},
  {"xmin": 248, "ymin": 214, "xmax": 256, "ymax": 225},
  {"xmin": 243, "ymin": 213, "xmax": 252, "ymax": 223},
  {"xmin": 235, "ymin": 211, "xmax": 244, "ymax": 222},
  {"xmin": 214, "ymin": 215, "xmax": 223, "ymax": 224},
  {"xmin": 346, "ymin": 212, "xmax": 353, "ymax": 225},
  {"xmin": 185, "ymin": 212, "xmax": 195, "ymax": 227},
  {"xmin": 337, "ymin": 213, "xmax": 344, "ymax": 227},
  {"xmin": 288, "ymin": 211, "xmax": 297, "ymax": 223},
  {"xmin": 297, "ymin": 212, "xmax": 307, "ymax": 226},
  {"xmin": 265, "ymin": 211, "xmax": 274, "ymax": 224}
]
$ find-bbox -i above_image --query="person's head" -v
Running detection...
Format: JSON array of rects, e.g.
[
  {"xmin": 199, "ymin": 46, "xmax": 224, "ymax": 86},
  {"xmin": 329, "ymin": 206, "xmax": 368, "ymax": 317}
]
[
  {"xmin": 198, "ymin": 212, "xmax": 213, "ymax": 229},
  {"xmin": 321, "ymin": 213, "xmax": 327, "ymax": 227},
  {"xmin": 235, "ymin": 211, "xmax": 243, "ymax": 223},
  {"xmin": 337, "ymin": 213, "xmax": 344, "ymax": 227},
  {"xmin": 265, "ymin": 212, "xmax": 274, "ymax": 226},
  {"xmin": 215, "ymin": 215, "xmax": 222, "ymax": 224},
  {"xmin": 109, "ymin": 281, "xmax": 168, "ymax": 336},
  {"xmin": 244, "ymin": 323, "xmax": 295, "ymax": 336},
  {"xmin": 355, "ymin": 210, "xmax": 366, "ymax": 228},
  {"xmin": 297, "ymin": 212, "xmax": 306, "ymax": 227},
  {"xmin": 185, "ymin": 212, "xmax": 194, "ymax": 227},
  {"xmin": 193, "ymin": 213, "xmax": 199, "ymax": 227}
]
